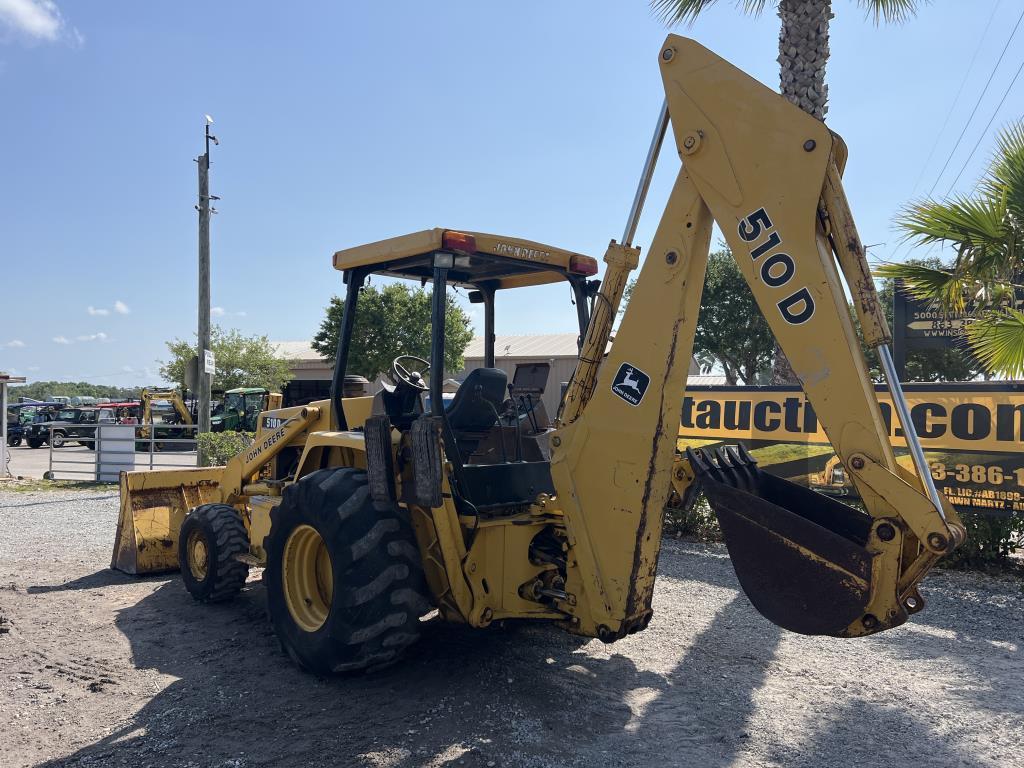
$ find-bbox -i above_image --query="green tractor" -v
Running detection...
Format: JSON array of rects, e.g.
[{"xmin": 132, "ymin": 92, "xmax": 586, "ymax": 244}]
[{"xmin": 211, "ymin": 388, "xmax": 281, "ymax": 433}]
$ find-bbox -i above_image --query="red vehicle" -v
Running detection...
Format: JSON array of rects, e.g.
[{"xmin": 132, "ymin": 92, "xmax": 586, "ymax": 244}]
[{"xmin": 102, "ymin": 402, "xmax": 142, "ymax": 424}]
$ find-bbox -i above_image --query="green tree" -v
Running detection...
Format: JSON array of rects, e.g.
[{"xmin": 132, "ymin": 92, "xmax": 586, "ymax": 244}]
[
  {"xmin": 8, "ymin": 381, "xmax": 140, "ymax": 401},
  {"xmin": 624, "ymin": 249, "xmax": 775, "ymax": 384},
  {"xmin": 312, "ymin": 283, "xmax": 475, "ymax": 380},
  {"xmin": 160, "ymin": 326, "xmax": 293, "ymax": 391},
  {"xmin": 863, "ymin": 258, "xmax": 984, "ymax": 382},
  {"xmin": 692, "ymin": 250, "xmax": 775, "ymax": 383},
  {"xmin": 877, "ymin": 123, "xmax": 1024, "ymax": 377},
  {"xmin": 652, "ymin": 0, "xmax": 922, "ymax": 383}
]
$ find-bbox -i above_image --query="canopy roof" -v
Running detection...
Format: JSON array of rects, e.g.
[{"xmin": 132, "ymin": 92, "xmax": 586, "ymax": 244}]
[{"xmin": 332, "ymin": 229, "xmax": 597, "ymax": 290}]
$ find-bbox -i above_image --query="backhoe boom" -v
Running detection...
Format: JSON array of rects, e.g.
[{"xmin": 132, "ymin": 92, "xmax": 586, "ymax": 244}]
[{"xmin": 549, "ymin": 36, "xmax": 963, "ymax": 641}]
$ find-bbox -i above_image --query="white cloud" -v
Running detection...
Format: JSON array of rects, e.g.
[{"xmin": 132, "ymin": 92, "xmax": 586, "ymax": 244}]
[
  {"xmin": 52, "ymin": 335, "xmax": 71, "ymax": 345},
  {"xmin": 87, "ymin": 305, "xmax": 110, "ymax": 316},
  {"xmin": 114, "ymin": 300, "xmax": 130, "ymax": 315},
  {"xmin": 211, "ymin": 306, "xmax": 226, "ymax": 317},
  {"xmin": 27, "ymin": 365, "xmax": 39, "ymax": 371},
  {"xmin": 0, "ymin": 0, "xmax": 78, "ymax": 44},
  {"xmin": 2, "ymin": 339, "xmax": 25, "ymax": 348},
  {"xmin": 75, "ymin": 332, "xmax": 108, "ymax": 342},
  {"xmin": 121, "ymin": 365, "xmax": 134, "ymax": 372}
]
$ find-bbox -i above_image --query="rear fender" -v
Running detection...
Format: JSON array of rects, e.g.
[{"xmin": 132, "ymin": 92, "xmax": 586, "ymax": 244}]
[{"xmin": 294, "ymin": 431, "xmax": 366, "ymax": 480}]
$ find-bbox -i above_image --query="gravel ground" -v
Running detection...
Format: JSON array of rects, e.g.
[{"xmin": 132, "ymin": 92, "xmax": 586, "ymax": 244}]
[{"xmin": 1, "ymin": 487, "xmax": 1022, "ymax": 768}]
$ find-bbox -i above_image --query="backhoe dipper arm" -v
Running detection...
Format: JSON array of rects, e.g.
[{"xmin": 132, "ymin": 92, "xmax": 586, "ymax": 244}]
[{"xmin": 549, "ymin": 36, "xmax": 963, "ymax": 642}]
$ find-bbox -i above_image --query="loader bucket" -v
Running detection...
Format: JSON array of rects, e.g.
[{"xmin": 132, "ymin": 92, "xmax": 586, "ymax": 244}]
[
  {"xmin": 111, "ymin": 468, "xmax": 226, "ymax": 575},
  {"xmin": 686, "ymin": 446, "xmax": 876, "ymax": 637}
]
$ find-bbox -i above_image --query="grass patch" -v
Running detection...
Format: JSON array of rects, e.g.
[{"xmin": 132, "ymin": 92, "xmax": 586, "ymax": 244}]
[{"xmin": 0, "ymin": 478, "xmax": 114, "ymax": 494}]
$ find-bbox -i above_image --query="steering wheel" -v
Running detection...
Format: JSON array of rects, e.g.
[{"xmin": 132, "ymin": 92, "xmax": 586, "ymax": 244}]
[{"xmin": 389, "ymin": 355, "xmax": 430, "ymax": 392}]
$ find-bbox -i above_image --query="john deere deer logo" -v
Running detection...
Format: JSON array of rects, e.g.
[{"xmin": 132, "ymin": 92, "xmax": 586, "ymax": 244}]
[{"xmin": 611, "ymin": 363, "xmax": 650, "ymax": 406}]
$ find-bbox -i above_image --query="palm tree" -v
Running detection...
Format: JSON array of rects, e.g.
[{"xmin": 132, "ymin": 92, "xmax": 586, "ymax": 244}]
[
  {"xmin": 876, "ymin": 122, "xmax": 1024, "ymax": 377},
  {"xmin": 652, "ymin": 0, "xmax": 921, "ymax": 381},
  {"xmin": 652, "ymin": 0, "xmax": 920, "ymax": 120}
]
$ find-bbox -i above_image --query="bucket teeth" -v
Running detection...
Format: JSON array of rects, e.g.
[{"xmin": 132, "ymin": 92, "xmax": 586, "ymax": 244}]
[{"xmin": 685, "ymin": 445, "xmax": 758, "ymax": 493}]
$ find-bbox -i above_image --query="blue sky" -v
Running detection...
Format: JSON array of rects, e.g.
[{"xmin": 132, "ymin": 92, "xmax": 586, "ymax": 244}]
[{"xmin": 0, "ymin": 0, "xmax": 1020, "ymax": 386}]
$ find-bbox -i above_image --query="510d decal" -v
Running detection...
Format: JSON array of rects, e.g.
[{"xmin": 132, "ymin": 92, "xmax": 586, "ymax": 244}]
[{"xmin": 738, "ymin": 207, "xmax": 815, "ymax": 325}]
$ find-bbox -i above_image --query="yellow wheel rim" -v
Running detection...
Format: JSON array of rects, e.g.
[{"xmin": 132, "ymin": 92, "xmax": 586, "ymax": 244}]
[
  {"xmin": 186, "ymin": 529, "xmax": 209, "ymax": 581},
  {"xmin": 282, "ymin": 524, "xmax": 333, "ymax": 633}
]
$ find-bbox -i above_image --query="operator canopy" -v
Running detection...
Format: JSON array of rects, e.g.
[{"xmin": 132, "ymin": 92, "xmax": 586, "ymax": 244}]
[{"xmin": 332, "ymin": 228, "xmax": 598, "ymax": 288}]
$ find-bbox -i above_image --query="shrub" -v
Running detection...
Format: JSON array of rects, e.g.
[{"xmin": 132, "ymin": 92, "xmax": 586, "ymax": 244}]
[
  {"xmin": 197, "ymin": 431, "xmax": 254, "ymax": 467},
  {"xmin": 940, "ymin": 511, "xmax": 1024, "ymax": 571},
  {"xmin": 663, "ymin": 494, "xmax": 723, "ymax": 542}
]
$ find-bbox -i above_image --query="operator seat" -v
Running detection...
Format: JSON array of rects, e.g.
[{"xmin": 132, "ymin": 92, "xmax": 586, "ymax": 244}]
[{"xmin": 446, "ymin": 368, "xmax": 507, "ymax": 431}]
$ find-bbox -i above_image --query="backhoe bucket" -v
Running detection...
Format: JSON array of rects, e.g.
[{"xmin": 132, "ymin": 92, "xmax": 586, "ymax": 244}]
[
  {"xmin": 111, "ymin": 468, "xmax": 226, "ymax": 575},
  {"xmin": 687, "ymin": 446, "xmax": 876, "ymax": 637}
]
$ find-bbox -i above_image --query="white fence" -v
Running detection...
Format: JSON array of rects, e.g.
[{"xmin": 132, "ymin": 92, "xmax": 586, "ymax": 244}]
[{"xmin": 44, "ymin": 423, "xmax": 200, "ymax": 481}]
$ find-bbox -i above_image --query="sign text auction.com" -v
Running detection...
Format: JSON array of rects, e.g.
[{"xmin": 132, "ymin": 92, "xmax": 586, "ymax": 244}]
[{"xmin": 680, "ymin": 387, "xmax": 1024, "ymax": 453}]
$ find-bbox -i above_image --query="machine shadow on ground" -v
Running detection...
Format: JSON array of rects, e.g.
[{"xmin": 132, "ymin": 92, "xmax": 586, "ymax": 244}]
[{"xmin": 35, "ymin": 546, "xmax": 996, "ymax": 768}]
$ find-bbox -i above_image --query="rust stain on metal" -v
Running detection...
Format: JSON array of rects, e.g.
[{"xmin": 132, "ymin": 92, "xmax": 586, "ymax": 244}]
[{"xmin": 625, "ymin": 317, "xmax": 682, "ymax": 622}]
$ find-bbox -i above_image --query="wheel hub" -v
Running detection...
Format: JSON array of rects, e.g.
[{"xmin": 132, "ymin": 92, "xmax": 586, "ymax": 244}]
[
  {"xmin": 186, "ymin": 530, "xmax": 209, "ymax": 581},
  {"xmin": 282, "ymin": 524, "xmax": 333, "ymax": 633}
]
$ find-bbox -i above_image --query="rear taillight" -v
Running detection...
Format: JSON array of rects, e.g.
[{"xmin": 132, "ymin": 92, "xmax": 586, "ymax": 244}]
[
  {"xmin": 569, "ymin": 254, "xmax": 599, "ymax": 276},
  {"xmin": 442, "ymin": 231, "xmax": 477, "ymax": 254}
]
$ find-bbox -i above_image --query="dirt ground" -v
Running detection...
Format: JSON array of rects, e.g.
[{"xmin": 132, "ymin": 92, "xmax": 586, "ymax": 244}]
[{"xmin": 1, "ymin": 487, "xmax": 1022, "ymax": 768}]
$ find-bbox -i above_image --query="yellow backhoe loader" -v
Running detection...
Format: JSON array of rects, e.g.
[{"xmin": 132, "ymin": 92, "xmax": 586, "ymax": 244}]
[
  {"xmin": 112, "ymin": 36, "xmax": 964, "ymax": 674},
  {"xmin": 136, "ymin": 388, "xmax": 193, "ymax": 443}
]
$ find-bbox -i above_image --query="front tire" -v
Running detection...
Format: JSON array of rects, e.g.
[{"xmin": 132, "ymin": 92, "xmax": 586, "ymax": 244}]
[
  {"xmin": 27, "ymin": 438, "xmax": 43, "ymax": 449},
  {"xmin": 178, "ymin": 504, "xmax": 250, "ymax": 602},
  {"xmin": 265, "ymin": 468, "xmax": 431, "ymax": 675},
  {"xmin": 50, "ymin": 431, "xmax": 66, "ymax": 448}
]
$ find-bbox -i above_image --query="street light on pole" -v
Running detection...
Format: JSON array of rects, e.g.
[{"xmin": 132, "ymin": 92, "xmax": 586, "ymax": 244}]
[{"xmin": 196, "ymin": 115, "xmax": 219, "ymax": 440}]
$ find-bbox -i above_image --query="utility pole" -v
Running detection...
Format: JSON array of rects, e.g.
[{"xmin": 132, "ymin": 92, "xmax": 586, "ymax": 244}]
[{"xmin": 196, "ymin": 116, "xmax": 219, "ymax": 438}]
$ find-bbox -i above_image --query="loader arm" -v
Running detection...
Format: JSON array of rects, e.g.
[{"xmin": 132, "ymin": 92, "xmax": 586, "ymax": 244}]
[
  {"xmin": 112, "ymin": 407, "xmax": 320, "ymax": 574},
  {"xmin": 550, "ymin": 36, "xmax": 963, "ymax": 641}
]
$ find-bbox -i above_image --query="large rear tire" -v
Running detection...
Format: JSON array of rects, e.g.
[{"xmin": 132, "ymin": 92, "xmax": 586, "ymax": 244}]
[
  {"xmin": 265, "ymin": 468, "xmax": 431, "ymax": 675},
  {"xmin": 178, "ymin": 503, "xmax": 250, "ymax": 603}
]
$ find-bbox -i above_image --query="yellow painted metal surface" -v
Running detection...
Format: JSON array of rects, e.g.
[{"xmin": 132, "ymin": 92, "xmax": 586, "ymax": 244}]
[
  {"xmin": 112, "ymin": 407, "xmax": 321, "ymax": 575},
  {"xmin": 111, "ymin": 468, "xmax": 224, "ymax": 574},
  {"xmin": 333, "ymin": 228, "xmax": 589, "ymax": 289},
  {"xmin": 114, "ymin": 35, "xmax": 960, "ymax": 649}
]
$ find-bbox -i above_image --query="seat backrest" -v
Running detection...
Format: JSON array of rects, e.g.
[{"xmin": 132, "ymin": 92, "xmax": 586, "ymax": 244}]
[{"xmin": 447, "ymin": 368, "xmax": 508, "ymax": 431}]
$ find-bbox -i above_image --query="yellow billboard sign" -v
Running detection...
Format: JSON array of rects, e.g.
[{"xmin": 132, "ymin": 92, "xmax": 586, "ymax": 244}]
[{"xmin": 678, "ymin": 383, "xmax": 1024, "ymax": 515}]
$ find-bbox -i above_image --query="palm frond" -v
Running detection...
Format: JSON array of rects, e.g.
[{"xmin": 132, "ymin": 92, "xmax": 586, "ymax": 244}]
[
  {"xmin": 857, "ymin": 0, "xmax": 924, "ymax": 24},
  {"xmin": 896, "ymin": 194, "xmax": 1011, "ymax": 280},
  {"xmin": 650, "ymin": 0, "xmax": 723, "ymax": 25},
  {"xmin": 874, "ymin": 262, "xmax": 972, "ymax": 312},
  {"xmin": 980, "ymin": 120, "xmax": 1024, "ymax": 225},
  {"xmin": 964, "ymin": 308, "xmax": 1024, "ymax": 379},
  {"xmin": 650, "ymin": 0, "xmax": 772, "ymax": 26},
  {"xmin": 897, "ymin": 195, "xmax": 1007, "ymax": 249}
]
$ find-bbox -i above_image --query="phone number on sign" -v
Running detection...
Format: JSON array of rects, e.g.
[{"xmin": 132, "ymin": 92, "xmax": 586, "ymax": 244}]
[{"xmin": 929, "ymin": 463, "xmax": 1024, "ymax": 485}]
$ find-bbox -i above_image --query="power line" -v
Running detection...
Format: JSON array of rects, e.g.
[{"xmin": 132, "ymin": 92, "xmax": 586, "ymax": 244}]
[
  {"xmin": 945, "ymin": 54, "xmax": 1024, "ymax": 194},
  {"xmin": 909, "ymin": 0, "xmax": 1001, "ymax": 195},
  {"xmin": 925, "ymin": 4, "xmax": 1024, "ymax": 198}
]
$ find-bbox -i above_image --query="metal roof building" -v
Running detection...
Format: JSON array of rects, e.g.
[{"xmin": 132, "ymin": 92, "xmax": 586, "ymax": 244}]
[
  {"xmin": 274, "ymin": 335, "xmax": 704, "ymax": 417},
  {"xmin": 273, "ymin": 341, "xmax": 333, "ymax": 381}
]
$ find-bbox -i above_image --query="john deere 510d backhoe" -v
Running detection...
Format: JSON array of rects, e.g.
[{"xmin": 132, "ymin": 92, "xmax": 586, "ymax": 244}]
[{"xmin": 112, "ymin": 36, "xmax": 964, "ymax": 674}]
